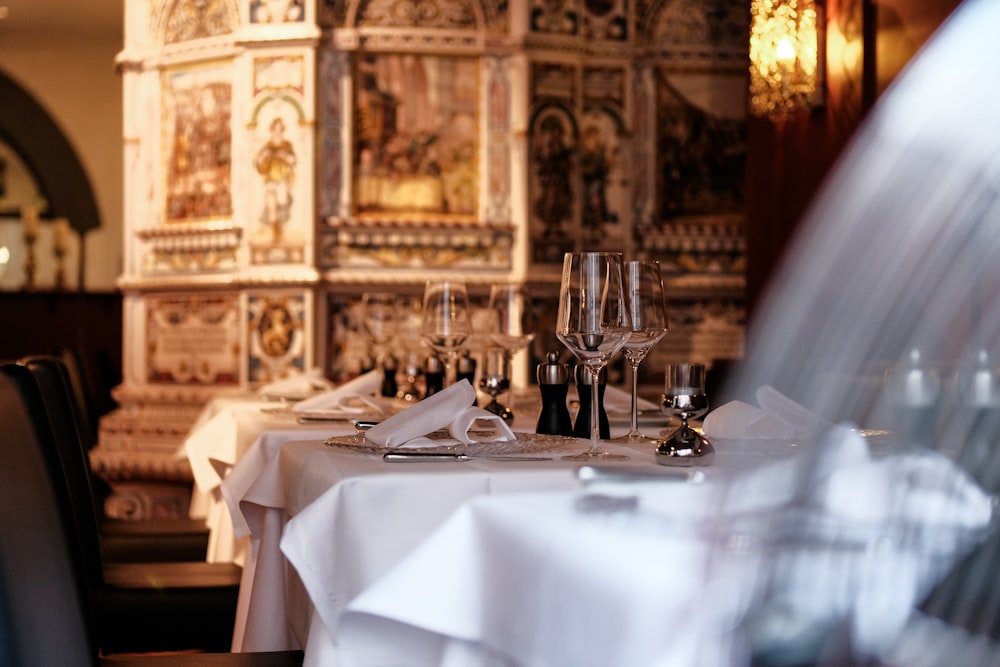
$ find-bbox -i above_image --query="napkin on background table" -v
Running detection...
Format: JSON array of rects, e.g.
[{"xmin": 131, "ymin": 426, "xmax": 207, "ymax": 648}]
[
  {"xmin": 702, "ymin": 384, "xmax": 832, "ymax": 439},
  {"xmin": 366, "ymin": 379, "xmax": 516, "ymax": 448},
  {"xmin": 291, "ymin": 369, "xmax": 386, "ymax": 415},
  {"xmin": 257, "ymin": 366, "xmax": 334, "ymax": 399},
  {"xmin": 602, "ymin": 384, "xmax": 661, "ymax": 415}
]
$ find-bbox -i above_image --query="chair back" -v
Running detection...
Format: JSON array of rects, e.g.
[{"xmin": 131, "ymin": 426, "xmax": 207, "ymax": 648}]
[
  {"xmin": 56, "ymin": 347, "xmax": 100, "ymax": 449},
  {"xmin": 17, "ymin": 356, "xmax": 108, "ymax": 593},
  {"xmin": 0, "ymin": 362, "xmax": 97, "ymax": 666}
]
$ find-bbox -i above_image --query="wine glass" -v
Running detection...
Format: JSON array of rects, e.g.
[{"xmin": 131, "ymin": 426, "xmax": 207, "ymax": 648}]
[
  {"xmin": 486, "ymin": 283, "xmax": 536, "ymax": 420},
  {"xmin": 420, "ymin": 281, "xmax": 473, "ymax": 386},
  {"xmin": 479, "ymin": 345, "xmax": 512, "ymax": 422},
  {"xmin": 615, "ymin": 260, "xmax": 670, "ymax": 444},
  {"xmin": 657, "ymin": 363, "xmax": 714, "ymax": 465},
  {"xmin": 555, "ymin": 251, "xmax": 632, "ymax": 461},
  {"xmin": 393, "ymin": 295, "xmax": 424, "ymax": 401}
]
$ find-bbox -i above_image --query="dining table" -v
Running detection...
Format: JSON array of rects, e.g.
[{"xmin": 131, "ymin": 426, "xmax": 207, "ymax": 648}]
[
  {"xmin": 183, "ymin": 385, "xmax": 994, "ymax": 666},
  {"xmin": 199, "ymin": 401, "xmax": 811, "ymax": 664}
]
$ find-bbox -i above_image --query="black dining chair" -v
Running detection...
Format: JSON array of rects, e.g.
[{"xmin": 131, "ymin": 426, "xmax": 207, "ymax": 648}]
[
  {"xmin": 18, "ymin": 354, "xmax": 211, "ymax": 563},
  {"xmin": 0, "ymin": 361, "xmax": 248, "ymax": 655},
  {"xmin": 0, "ymin": 361, "xmax": 304, "ymax": 666}
]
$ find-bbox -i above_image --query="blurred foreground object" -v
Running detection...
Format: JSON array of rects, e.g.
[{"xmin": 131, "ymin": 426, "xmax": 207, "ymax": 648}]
[{"xmin": 723, "ymin": 0, "xmax": 1000, "ymax": 662}]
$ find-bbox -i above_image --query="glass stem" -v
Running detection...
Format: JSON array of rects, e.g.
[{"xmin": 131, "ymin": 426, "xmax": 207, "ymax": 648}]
[
  {"xmin": 503, "ymin": 350, "xmax": 514, "ymax": 414},
  {"xmin": 590, "ymin": 365, "xmax": 602, "ymax": 452},
  {"xmin": 629, "ymin": 360, "xmax": 640, "ymax": 436}
]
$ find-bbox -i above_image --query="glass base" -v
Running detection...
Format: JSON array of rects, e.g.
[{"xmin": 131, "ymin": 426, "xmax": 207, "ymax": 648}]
[
  {"xmin": 561, "ymin": 449, "xmax": 630, "ymax": 462},
  {"xmin": 609, "ymin": 432, "xmax": 659, "ymax": 446}
]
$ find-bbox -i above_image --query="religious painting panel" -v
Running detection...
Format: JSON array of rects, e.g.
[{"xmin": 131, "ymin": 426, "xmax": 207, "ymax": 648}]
[
  {"xmin": 146, "ymin": 294, "xmax": 241, "ymax": 385},
  {"xmin": 581, "ymin": 64, "xmax": 628, "ymax": 252},
  {"xmin": 353, "ymin": 53, "xmax": 480, "ymax": 220},
  {"xmin": 249, "ymin": 54, "xmax": 309, "ymax": 264},
  {"xmin": 654, "ymin": 70, "xmax": 746, "ymax": 224},
  {"xmin": 528, "ymin": 104, "xmax": 577, "ymax": 265},
  {"xmin": 162, "ymin": 62, "xmax": 234, "ymax": 223},
  {"xmin": 248, "ymin": 290, "xmax": 309, "ymax": 383}
]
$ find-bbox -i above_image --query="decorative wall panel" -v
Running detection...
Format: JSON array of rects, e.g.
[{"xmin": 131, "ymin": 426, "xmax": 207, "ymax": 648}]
[
  {"xmin": 104, "ymin": 0, "xmax": 749, "ymax": 518},
  {"xmin": 145, "ymin": 294, "xmax": 241, "ymax": 385}
]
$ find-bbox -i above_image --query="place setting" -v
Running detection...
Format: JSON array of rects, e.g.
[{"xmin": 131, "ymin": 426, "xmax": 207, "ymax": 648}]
[{"xmin": 322, "ymin": 378, "xmax": 582, "ymax": 460}]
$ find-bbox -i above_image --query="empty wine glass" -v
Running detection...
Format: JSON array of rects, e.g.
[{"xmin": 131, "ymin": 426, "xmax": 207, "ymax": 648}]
[
  {"xmin": 486, "ymin": 283, "xmax": 536, "ymax": 420},
  {"xmin": 394, "ymin": 295, "xmax": 424, "ymax": 401},
  {"xmin": 657, "ymin": 362, "xmax": 714, "ymax": 465},
  {"xmin": 555, "ymin": 251, "xmax": 632, "ymax": 461},
  {"xmin": 420, "ymin": 281, "xmax": 473, "ymax": 387},
  {"xmin": 479, "ymin": 345, "xmax": 512, "ymax": 422},
  {"xmin": 614, "ymin": 260, "xmax": 670, "ymax": 444}
]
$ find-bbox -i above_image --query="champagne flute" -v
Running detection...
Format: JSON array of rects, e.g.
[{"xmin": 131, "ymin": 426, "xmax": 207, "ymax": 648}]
[
  {"xmin": 486, "ymin": 283, "xmax": 536, "ymax": 420},
  {"xmin": 615, "ymin": 260, "xmax": 670, "ymax": 444},
  {"xmin": 657, "ymin": 363, "xmax": 714, "ymax": 465},
  {"xmin": 555, "ymin": 251, "xmax": 632, "ymax": 461},
  {"xmin": 420, "ymin": 281, "xmax": 473, "ymax": 387}
]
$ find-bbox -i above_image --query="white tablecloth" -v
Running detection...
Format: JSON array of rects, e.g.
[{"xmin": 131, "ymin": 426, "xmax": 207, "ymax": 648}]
[
  {"xmin": 181, "ymin": 396, "xmax": 350, "ymax": 564},
  {"xmin": 328, "ymin": 434, "xmax": 996, "ymax": 666},
  {"xmin": 219, "ymin": 411, "xmax": 706, "ymax": 657},
  {"xmin": 336, "ymin": 488, "xmax": 733, "ymax": 666}
]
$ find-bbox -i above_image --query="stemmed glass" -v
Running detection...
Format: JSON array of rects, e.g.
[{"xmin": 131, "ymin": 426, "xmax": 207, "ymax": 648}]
[
  {"xmin": 657, "ymin": 363, "xmax": 714, "ymax": 465},
  {"xmin": 479, "ymin": 345, "xmax": 512, "ymax": 421},
  {"xmin": 555, "ymin": 251, "xmax": 632, "ymax": 461},
  {"xmin": 486, "ymin": 283, "xmax": 536, "ymax": 420},
  {"xmin": 394, "ymin": 295, "xmax": 424, "ymax": 401},
  {"xmin": 420, "ymin": 281, "xmax": 473, "ymax": 387},
  {"xmin": 615, "ymin": 260, "xmax": 670, "ymax": 444}
]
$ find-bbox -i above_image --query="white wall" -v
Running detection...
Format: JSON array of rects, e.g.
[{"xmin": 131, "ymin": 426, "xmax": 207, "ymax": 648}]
[{"xmin": 0, "ymin": 22, "xmax": 123, "ymax": 291}]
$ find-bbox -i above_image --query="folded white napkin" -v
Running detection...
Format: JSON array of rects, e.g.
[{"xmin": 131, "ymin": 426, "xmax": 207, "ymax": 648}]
[
  {"xmin": 257, "ymin": 367, "xmax": 334, "ymax": 399},
  {"xmin": 291, "ymin": 370, "xmax": 385, "ymax": 414},
  {"xmin": 603, "ymin": 384, "xmax": 661, "ymax": 415},
  {"xmin": 366, "ymin": 379, "xmax": 516, "ymax": 448},
  {"xmin": 702, "ymin": 385, "xmax": 832, "ymax": 439}
]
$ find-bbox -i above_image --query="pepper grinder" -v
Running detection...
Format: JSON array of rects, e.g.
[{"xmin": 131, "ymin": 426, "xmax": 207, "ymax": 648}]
[
  {"xmin": 380, "ymin": 353, "xmax": 398, "ymax": 398},
  {"xmin": 423, "ymin": 354, "xmax": 444, "ymax": 397},
  {"xmin": 573, "ymin": 364, "xmax": 610, "ymax": 440},
  {"xmin": 536, "ymin": 351, "xmax": 574, "ymax": 436}
]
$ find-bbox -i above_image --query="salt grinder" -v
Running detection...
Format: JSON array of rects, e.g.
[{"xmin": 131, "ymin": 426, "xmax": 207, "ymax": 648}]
[
  {"xmin": 536, "ymin": 351, "xmax": 574, "ymax": 436},
  {"xmin": 573, "ymin": 364, "xmax": 609, "ymax": 440}
]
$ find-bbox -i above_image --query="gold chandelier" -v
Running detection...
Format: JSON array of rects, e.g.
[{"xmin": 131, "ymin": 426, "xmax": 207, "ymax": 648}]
[{"xmin": 749, "ymin": 0, "xmax": 823, "ymax": 121}]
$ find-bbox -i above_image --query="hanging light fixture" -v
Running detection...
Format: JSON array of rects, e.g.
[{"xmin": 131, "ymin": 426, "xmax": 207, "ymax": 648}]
[{"xmin": 749, "ymin": 0, "xmax": 824, "ymax": 121}]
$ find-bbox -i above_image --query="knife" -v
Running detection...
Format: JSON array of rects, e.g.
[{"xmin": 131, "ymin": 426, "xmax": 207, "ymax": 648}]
[{"xmin": 383, "ymin": 451, "xmax": 553, "ymax": 462}]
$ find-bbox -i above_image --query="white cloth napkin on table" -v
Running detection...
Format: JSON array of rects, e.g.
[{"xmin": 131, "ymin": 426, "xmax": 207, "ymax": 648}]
[
  {"xmin": 702, "ymin": 384, "xmax": 832, "ymax": 439},
  {"xmin": 602, "ymin": 384, "xmax": 661, "ymax": 415},
  {"xmin": 291, "ymin": 370, "xmax": 385, "ymax": 414},
  {"xmin": 257, "ymin": 367, "xmax": 334, "ymax": 399},
  {"xmin": 366, "ymin": 379, "xmax": 517, "ymax": 448}
]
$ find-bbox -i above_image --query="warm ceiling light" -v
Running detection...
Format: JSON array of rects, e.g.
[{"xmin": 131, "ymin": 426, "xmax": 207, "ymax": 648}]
[{"xmin": 749, "ymin": 0, "xmax": 824, "ymax": 121}]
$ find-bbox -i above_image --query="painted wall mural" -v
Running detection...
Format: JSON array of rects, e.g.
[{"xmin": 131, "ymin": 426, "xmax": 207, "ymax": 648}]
[
  {"xmin": 353, "ymin": 54, "xmax": 479, "ymax": 219},
  {"xmin": 248, "ymin": 292, "xmax": 308, "ymax": 382},
  {"xmin": 162, "ymin": 63, "xmax": 234, "ymax": 223}
]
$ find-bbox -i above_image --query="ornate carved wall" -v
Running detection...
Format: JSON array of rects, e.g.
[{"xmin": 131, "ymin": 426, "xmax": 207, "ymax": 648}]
[{"xmin": 96, "ymin": 0, "xmax": 747, "ymax": 518}]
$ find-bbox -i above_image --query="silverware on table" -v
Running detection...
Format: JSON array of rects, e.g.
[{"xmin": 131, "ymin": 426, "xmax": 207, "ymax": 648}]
[{"xmin": 383, "ymin": 451, "xmax": 552, "ymax": 462}]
